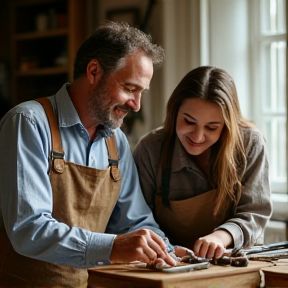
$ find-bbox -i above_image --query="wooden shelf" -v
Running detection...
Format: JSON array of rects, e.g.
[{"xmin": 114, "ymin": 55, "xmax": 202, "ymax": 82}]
[
  {"xmin": 11, "ymin": 0, "xmax": 87, "ymax": 105},
  {"xmin": 14, "ymin": 28, "xmax": 68, "ymax": 40},
  {"xmin": 15, "ymin": 66, "xmax": 69, "ymax": 76}
]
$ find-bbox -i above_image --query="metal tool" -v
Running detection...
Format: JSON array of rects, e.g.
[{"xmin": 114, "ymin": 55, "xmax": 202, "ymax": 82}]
[
  {"xmin": 230, "ymin": 241, "xmax": 288, "ymax": 257},
  {"xmin": 159, "ymin": 261, "xmax": 210, "ymax": 273},
  {"xmin": 181, "ymin": 249, "xmax": 249, "ymax": 267}
]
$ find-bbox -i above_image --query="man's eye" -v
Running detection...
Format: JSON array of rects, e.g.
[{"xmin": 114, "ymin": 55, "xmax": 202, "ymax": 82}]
[{"xmin": 125, "ymin": 87, "xmax": 133, "ymax": 93}]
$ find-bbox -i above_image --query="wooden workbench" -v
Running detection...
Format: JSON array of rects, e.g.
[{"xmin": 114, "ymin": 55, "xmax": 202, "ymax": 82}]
[
  {"xmin": 88, "ymin": 261, "xmax": 273, "ymax": 288},
  {"xmin": 261, "ymin": 260, "xmax": 288, "ymax": 288}
]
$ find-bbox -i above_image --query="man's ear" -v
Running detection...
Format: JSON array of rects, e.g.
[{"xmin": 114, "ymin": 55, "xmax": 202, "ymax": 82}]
[{"xmin": 87, "ymin": 59, "xmax": 102, "ymax": 84}]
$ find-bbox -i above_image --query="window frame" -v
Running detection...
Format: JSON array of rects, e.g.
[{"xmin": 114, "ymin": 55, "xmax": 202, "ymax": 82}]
[{"xmin": 250, "ymin": 0, "xmax": 287, "ymax": 194}]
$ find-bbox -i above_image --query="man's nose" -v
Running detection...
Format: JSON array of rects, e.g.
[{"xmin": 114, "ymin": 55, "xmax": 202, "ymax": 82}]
[{"xmin": 127, "ymin": 93, "xmax": 141, "ymax": 112}]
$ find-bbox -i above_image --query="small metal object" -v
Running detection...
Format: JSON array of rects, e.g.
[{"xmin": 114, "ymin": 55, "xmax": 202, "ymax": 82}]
[
  {"xmin": 160, "ymin": 262, "xmax": 210, "ymax": 273},
  {"xmin": 210, "ymin": 256, "xmax": 249, "ymax": 267},
  {"xmin": 181, "ymin": 254, "xmax": 249, "ymax": 267}
]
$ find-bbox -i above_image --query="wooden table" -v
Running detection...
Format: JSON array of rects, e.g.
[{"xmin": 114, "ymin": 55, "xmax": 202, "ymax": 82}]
[
  {"xmin": 261, "ymin": 262, "xmax": 288, "ymax": 288},
  {"xmin": 88, "ymin": 261, "xmax": 273, "ymax": 288}
]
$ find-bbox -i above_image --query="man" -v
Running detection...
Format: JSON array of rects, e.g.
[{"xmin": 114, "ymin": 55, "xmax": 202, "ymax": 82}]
[{"xmin": 0, "ymin": 21, "xmax": 180, "ymax": 287}]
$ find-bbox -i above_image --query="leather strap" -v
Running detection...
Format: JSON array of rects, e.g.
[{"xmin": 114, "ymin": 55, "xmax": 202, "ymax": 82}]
[
  {"xmin": 35, "ymin": 97, "xmax": 121, "ymax": 180},
  {"xmin": 105, "ymin": 134, "xmax": 118, "ymax": 163},
  {"xmin": 35, "ymin": 97, "xmax": 64, "ymax": 156},
  {"xmin": 105, "ymin": 134, "xmax": 121, "ymax": 181}
]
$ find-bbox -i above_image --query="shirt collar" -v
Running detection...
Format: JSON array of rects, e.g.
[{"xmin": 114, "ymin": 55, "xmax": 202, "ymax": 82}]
[
  {"xmin": 171, "ymin": 136, "xmax": 200, "ymax": 173},
  {"xmin": 54, "ymin": 83, "xmax": 79, "ymax": 128},
  {"xmin": 54, "ymin": 83, "xmax": 114, "ymax": 138}
]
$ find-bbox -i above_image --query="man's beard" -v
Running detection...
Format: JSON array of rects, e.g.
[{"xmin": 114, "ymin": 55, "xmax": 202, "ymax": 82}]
[{"xmin": 87, "ymin": 77, "xmax": 130, "ymax": 129}]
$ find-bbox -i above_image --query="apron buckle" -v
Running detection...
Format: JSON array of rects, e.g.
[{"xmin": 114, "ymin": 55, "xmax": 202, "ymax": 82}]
[
  {"xmin": 51, "ymin": 150, "xmax": 65, "ymax": 173},
  {"xmin": 110, "ymin": 166, "xmax": 122, "ymax": 181}
]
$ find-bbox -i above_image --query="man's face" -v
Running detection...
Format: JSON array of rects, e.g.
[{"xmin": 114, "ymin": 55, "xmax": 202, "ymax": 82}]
[{"xmin": 87, "ymin": 50, "xmax": 154, "ymax": 129}]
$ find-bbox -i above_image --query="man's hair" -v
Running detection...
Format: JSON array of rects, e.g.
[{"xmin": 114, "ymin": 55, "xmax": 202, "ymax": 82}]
[{"xmin": 73, "ymin": 21, "xmax": 165, "ymax": 80}]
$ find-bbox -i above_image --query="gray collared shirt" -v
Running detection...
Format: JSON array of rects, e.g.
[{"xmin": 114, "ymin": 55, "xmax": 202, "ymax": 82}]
[{"xmin": 133, "ymin": 126, "xmax": 273, "ymax": 249}]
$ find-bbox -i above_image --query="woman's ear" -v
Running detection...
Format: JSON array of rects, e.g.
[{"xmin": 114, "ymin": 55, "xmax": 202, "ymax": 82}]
[{"xmin": 87, "ymin": 59, "xmax": 102, "ymax": 84}]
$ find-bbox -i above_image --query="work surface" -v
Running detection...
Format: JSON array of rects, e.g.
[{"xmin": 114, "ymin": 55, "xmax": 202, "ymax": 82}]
[
  {"xmin": 261, "ymin": 262, "xmax": 288, "ymax": 288},
  {"xmin": 88, "ymin": 261, "xmax": 274, "ymax": 288}
]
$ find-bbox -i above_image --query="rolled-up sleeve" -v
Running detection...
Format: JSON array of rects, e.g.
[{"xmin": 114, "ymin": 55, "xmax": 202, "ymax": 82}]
[{"xmin": 216, "ymin": 128, "xmax": 273, "ymax": 248}]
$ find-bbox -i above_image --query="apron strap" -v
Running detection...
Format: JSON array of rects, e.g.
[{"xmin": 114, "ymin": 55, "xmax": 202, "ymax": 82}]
[
  {"xmin": 35, "ymin": 97, "xmax": 64, "ymax": 155},
  {"xmin": 105, "ymin": 134, "xmax": 121, "ymax": 182},
  {"xmin": 157, "ymin": 135, "xmax": 176, "ymax": 208},
  {"xmin": 35, "ymin": 97, "xmax": 65, "ymax": 173},
  {"xmin": 105, "ymin": 134, "xmax": 118, "ymax": 165},
  {"xmin": 36, "ymin": 97, "xmax": 121, "ymax": 180},
  {"xmin": 160, "ymin": 168, "xmax": 171, "ymax": 207}
]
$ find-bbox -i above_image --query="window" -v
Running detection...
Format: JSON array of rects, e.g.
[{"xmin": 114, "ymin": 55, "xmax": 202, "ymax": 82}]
[{"xmin": 251, "ymin": 0, "xmax": 287, "ymax": 194}]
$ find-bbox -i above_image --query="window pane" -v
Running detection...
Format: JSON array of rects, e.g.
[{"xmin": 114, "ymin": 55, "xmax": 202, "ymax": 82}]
[
  {"xmin": 262, "ymin": 41, "xmax": 286, "ymax": 113},
  {"xmin": 259, "ymin": 0, "xmax": 287, "ymax": 194},
  {"xmin": 261, "ymin": 0, "xmax": 286, "ymax": 33},
  {"xmin": 262, "ymin": 116, "xmax": 287, "ymax": 191}
]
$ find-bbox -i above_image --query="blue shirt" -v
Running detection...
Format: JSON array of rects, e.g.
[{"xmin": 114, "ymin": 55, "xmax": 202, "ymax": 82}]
[{"xmin": 0, "ymin": 83, "xmax": 165, "ymax": 268}]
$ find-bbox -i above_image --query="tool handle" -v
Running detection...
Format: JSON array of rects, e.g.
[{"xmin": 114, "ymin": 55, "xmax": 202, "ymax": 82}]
[{"xmin": 211, "ymin": 256, "xmax": 249, "ymax": 267}]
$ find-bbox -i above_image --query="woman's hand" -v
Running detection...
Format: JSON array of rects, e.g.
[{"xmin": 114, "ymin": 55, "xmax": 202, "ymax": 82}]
[{"xmin": 193, "ymin": 230, "xmax": 233, "ymax": 259}]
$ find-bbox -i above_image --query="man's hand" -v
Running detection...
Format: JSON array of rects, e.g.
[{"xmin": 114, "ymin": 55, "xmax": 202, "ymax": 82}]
[
  {"xmin": 110, "ymin": 228, "xmax": 176, "ymax": 266},
  {"xmin": 193, "ymin": 230, "xmax": 233, "ymax": 259}
]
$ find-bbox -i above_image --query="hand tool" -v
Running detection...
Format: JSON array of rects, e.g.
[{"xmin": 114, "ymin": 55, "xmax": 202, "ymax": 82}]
[
  {"xmin": 178, "ymin": 248, "xmax": 249, "ymax": 267},
  {"xmin": 233, "ymin": 241, "xmax": 288, "ymax": 257}
]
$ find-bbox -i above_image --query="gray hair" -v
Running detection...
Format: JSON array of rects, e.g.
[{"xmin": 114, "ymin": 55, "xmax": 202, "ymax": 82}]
[{"xmin": 73, "ymin": 21, "xmax": 165, "ymax": 79}]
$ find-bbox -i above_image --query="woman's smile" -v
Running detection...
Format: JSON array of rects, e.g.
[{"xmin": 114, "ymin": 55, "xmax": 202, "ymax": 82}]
[{"xmin": 186, "ymin": 136, "xmax": 205, "ymax": 147}]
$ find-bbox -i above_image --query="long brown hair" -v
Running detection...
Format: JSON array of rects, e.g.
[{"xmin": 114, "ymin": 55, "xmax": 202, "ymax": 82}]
[{"xmin": 162, "ymin": 66, "xmax": 254, "ymax": 213}]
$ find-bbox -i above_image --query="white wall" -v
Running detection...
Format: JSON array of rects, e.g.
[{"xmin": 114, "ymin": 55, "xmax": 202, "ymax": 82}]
[
  {"xmin": 207, "ymin": 0, "xmax": 251, "ymax": 119},
  {"xmin": 155, "ymin": 0, "xmax": 252, "ymax": 128}
]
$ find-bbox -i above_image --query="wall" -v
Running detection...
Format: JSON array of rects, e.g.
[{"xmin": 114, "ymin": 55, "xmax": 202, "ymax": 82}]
[
  {"xmin": 152, "ymin": 0, "xmax": 251, "ymax": 127},
  {"xmin": 208, "ymin": 0, "xmax": 251, "ymax": 119}
]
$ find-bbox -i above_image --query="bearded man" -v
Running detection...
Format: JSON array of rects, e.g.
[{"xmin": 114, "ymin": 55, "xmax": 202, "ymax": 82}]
[{"xmin": 0, "ymin": 21, "xmax": 185, "ymax": 288}]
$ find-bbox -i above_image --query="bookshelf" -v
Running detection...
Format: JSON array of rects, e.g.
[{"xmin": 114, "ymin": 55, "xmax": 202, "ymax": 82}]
[{"xmin": 10, "ymin": 0, "xmax": 87, "ymax": 104}]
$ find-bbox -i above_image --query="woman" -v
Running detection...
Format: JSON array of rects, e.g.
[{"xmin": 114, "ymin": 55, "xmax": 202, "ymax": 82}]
[{"xmin": 133, "ymin": 66, "xmax": 272, "ymax": 260}]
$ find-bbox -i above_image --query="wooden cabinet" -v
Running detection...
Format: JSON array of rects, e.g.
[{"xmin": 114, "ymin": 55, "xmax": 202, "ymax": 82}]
[{"xmin": 10, "ymin": 0, "xmax": 87, "ymax": 105}]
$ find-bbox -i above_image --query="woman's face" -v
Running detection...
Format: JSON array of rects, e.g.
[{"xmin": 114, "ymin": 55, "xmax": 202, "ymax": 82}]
[{"xmin": 176, "ymin": 97, "xmax": 225, "ymax": 156}]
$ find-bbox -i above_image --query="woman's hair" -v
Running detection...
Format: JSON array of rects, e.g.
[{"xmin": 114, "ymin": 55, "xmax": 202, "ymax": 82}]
[
  {"xmin": 73, "ymin": 21, "xmax": 165, "ymax": 80},
  {"xmin": 163, "ymin": 66, "xmax": 254, "ymax": 213}
]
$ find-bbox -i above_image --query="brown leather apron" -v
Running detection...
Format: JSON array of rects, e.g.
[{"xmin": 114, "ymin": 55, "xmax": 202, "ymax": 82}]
[
  {"xmin": 154, "ymin": 167, "xmax": 233, "ymax": 250},
  {"xmin": 0, "ymin": 98, "xmax": 122, "ymax": 287}
]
